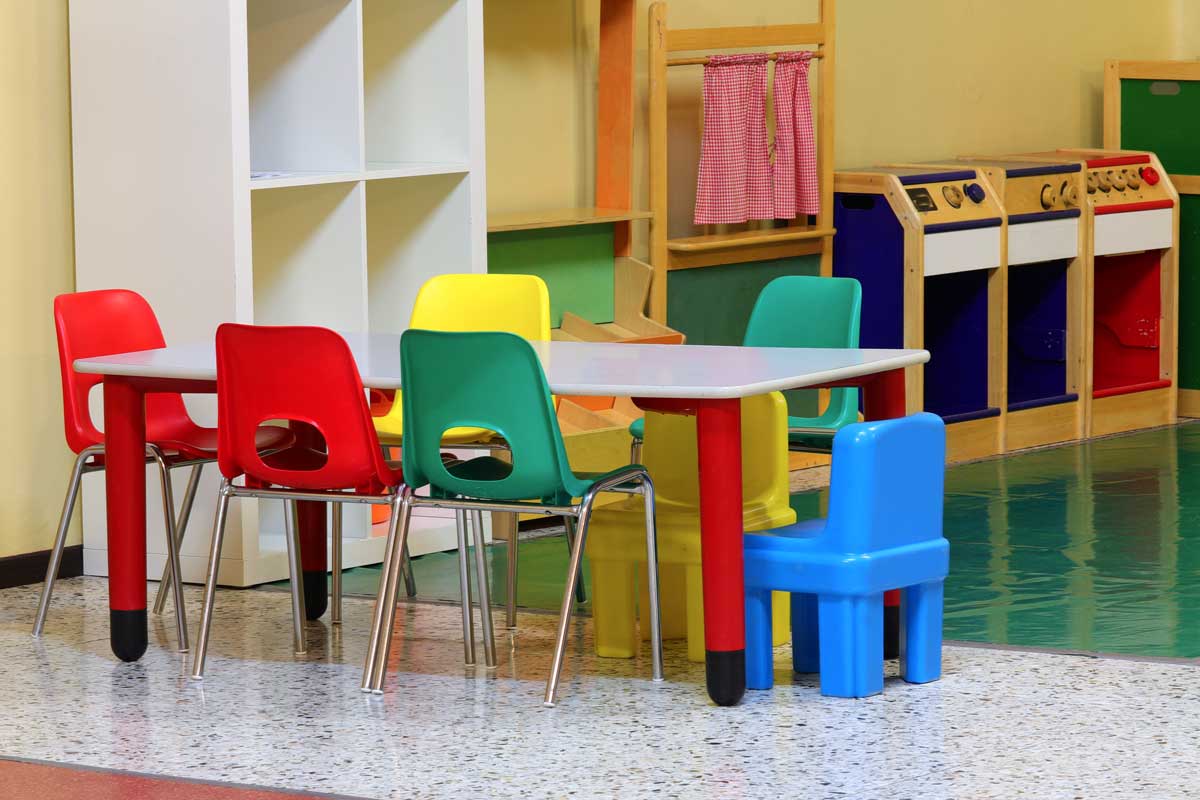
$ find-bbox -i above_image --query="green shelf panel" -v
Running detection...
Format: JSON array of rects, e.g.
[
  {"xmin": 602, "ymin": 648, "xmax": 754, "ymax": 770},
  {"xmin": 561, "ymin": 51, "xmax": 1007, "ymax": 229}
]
[
  {"xmin": 1120, "ymin": 77, "xmax": 1200, "ymax": 175},
  {"xmin": 487, "ymin": 223, "xmax": 615, "ymax": 327},
  {"xmin": 1179, "ymin": 196, "xmax": 1200, "ymax": 390}
]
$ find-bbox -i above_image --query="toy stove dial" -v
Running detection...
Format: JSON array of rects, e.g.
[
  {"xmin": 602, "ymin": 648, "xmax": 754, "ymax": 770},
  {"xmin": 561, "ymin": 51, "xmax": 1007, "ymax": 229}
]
[
  {"xmin": 942, "ymin": 184, "xmax": 964, "ymax": 208},
  {"xmin": 1126, "ymin": 170, "xmax": 1142, "ymax": 190},
  {"xmin": 1109, "ymin": 170, "xmax": 1127, "ymax": 191},
  {"xmin": 1060, "ymin": 181, "xmax": 1079, "ymax": 207},
  {"xmin": 1141, "ymin": 166, "xmax": 1161, "ymax": 186},
  {"xmin": 1096, "ymin": 171, "xmax": 1112, "ymax": 192},
  {"xmin": 964, "ymin": 182, "xmax": 986, "ymax": 204},
  {"xmin": 1086, "ymin": 173, "xmax": 1098, "ymax": 194},
  {"xmin": 1040, "ymin": 183, "xmax": 1059, "ymax": 210}
]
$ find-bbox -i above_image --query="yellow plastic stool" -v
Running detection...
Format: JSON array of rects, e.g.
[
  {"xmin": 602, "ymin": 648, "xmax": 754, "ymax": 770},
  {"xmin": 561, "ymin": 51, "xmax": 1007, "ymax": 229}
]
[
  {"xmin": 586, "ymin": 392, "xmax": 796, "ymax": 662},
  {"xmin": 373, "ymin": 273, "xmax": 552, "ymax": 445}
]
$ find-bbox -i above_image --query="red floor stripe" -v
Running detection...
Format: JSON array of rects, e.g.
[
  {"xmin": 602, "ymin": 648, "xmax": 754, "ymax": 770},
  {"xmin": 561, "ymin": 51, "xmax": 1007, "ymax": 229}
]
[{"xmin": 0, "ymin": 759, "xmax": 368, "ymax": 800}]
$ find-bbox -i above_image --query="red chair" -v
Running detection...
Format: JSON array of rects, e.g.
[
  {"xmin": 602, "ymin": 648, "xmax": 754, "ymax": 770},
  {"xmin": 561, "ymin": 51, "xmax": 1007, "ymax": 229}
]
[
  {"xmin": 37, "ymin": 290, "xmax": 292, "ymax": 651},
  {"xmin": 191, "ymin": 324, "xmax": 406, "ymax": 679}
]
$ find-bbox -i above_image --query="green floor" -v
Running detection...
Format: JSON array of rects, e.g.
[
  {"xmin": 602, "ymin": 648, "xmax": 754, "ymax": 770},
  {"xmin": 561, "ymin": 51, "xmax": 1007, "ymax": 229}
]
[{"xmin": 289, "ymin": 423, "xmax": 1200, "ymax": 659}]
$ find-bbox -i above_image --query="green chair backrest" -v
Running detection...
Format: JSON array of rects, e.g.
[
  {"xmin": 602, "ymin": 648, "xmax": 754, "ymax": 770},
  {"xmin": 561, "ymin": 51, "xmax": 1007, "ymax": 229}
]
[
  {"xmin": 742, "ymin": 275, "xmax": 862, "ymax": 421},
  {"xmin": 400, "ymin": 330, "xmax": 584, "ymax": 502}
]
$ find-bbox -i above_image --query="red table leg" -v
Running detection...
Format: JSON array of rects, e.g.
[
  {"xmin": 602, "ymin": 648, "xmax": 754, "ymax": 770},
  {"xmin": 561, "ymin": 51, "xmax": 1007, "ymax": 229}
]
[
  {"xmin": 104, "ymin": 378, "xmax": 148, "ymax": 662},
  {"xmin": 695, "ymin": 398, "xmax": 746, "ymax": 706},
  {"xmin": 291, "ymin": 423, "xmax": 328, "ymax": 620},
  {"xmin": 862, "ymin": 367, "xmax": 907, "ymax": 657}
]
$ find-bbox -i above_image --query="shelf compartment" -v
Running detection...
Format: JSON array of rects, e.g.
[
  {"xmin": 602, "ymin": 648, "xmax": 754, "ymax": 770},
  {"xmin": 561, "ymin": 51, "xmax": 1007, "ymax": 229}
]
[
  {"xmin": 488, "ymin": 207, "xmax": 654, "ymax": 234},
  {"xmin": 247, "ymin": 0, "xmax": 362, "ymax": 174},
  {"xmin": 924, "ymin": 270, "xmax": 995, "ymax": 421},
  {"xmin": 363, "ymin": 0, "xmax": 470, "ymax": 166},
  {"xmin": 1093, "ymin": 251, "xmax": 1164, "ymax": 397},
  {"xmin": 251, "ymin": 182, "xmax": 368, "ymax": 330},
  {"xmin": 366, "ymin": 173, "xmax": 474, "ymax": 331},
  {"xmin": 1008, "ymin": 260, "xmax": 1072, "ymax": 410}
]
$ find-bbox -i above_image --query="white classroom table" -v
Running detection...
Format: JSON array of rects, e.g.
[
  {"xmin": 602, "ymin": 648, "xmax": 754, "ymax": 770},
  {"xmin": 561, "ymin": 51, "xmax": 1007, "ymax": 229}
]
[{"xmin": 77, "ymin": 335, "xmax": 928, "ymax": 706}]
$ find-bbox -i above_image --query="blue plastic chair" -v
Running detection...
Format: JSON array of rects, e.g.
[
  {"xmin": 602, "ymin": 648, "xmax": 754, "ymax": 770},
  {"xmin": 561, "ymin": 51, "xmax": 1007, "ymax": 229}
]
[{"xmin": 742, "ymin": 412, "xmax": 948, "ymax": 698}]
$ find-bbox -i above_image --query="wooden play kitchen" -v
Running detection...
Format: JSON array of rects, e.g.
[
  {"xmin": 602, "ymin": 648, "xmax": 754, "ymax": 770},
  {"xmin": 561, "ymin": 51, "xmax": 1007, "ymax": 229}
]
[
  {"xmin": 1011, "ymin": 149, "xmax": 1180, "ymax": 438},
  {"xmin": 831, "ymin": 166, "xmax": 1007, "ymax": 462},
  {"xmin": 1104, "ymin": 61, "xmax": 1200, "ymax": 418},
  {"xmin": 910, "ymin": 157, "xmax": 1089, "ymax": 452}
]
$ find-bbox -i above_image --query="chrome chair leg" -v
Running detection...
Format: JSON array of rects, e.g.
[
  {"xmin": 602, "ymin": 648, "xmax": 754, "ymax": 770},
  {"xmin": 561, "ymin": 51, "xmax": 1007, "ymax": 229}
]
[
  {"xmin": 470, "ymin": 510, "xmax": 497, "ymax": 668},
  {"xmin": 361, "ymin": 489, "xmax": 407, "ymax": 692},
  {"xmin": 455, "ymin": 510, "xmax": 476, "ymax": 666},
  {"xmin": 401, "ymin": 540, "xmax": 417, "ymax": 598},
  {"xmin": 191, "ymin": 480, "xmax": 232, "ymax": 680},
  {"xmin": 505, "ymin": 516, "xmax": 519, "ymax": 630},
  {"xmin": 331, "ymin": 502, "xmax": 343, "ymax": 625},
  {"xmin": 153, "ymin": 463, "xmax": 203, "ymax": 616},
  {"xmin": 32, "ymin": 447, "xmax": 97, "ymax": 638},
  {"xmin": 641, "ymin": 474, "xmax": 664, "ymax": 682},
  {"xmin": 630, "ymin": 437, "xmax": 643, "ymax": 465},
  {"xmin": 282, "ymin": 499, "xmax": 308, "ymax": 655},
  {"xmin": 148, "ymin": 446, "xmax": 189, "ymax": 652},
  {"xmin": 563, "ymin": 517, "xmax": 587, "ymax": 604},
  {"xmin": 545, "ymin": 503, "xmax": 593, "ymax": 707},
  {"xmin": 370, "ymin": 492, "xmax": 414, "ymax": 693}
]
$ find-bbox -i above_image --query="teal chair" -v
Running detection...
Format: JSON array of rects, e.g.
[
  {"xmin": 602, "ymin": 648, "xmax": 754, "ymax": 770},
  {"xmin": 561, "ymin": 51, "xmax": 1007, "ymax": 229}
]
[
  {"xmin": 362, "ymin": 330, "xmax": 664, "ymax": 707},
  {"xmin": 629, "ymin": 275, "xmax": 862, "ymax": 460}
]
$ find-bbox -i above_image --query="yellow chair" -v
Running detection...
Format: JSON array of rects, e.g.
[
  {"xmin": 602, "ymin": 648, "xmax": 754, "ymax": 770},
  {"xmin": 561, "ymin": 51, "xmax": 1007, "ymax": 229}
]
[
  {"xmin": 373, "ymin": 273, "xmax": 553, "ymax": 446},
  {"xmin": 371, "ymin": 273, "xmax": 554, "ymax": 624},
  {"xmin": 586, "ymin": 391, "xmax": 796, "ymax": 662}
]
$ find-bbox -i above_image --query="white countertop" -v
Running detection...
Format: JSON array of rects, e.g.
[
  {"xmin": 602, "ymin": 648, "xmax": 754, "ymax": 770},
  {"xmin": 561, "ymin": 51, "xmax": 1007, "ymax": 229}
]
[{"xmin": 75, "ymin": 333, "xmax": 929, "ymax": 400}]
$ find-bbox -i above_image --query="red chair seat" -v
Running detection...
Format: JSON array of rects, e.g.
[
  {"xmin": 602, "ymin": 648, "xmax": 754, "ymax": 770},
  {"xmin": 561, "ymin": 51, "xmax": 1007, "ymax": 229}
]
[{"xmin": 153, "ymin": 424, "xmax": 294, "ymax": 460}]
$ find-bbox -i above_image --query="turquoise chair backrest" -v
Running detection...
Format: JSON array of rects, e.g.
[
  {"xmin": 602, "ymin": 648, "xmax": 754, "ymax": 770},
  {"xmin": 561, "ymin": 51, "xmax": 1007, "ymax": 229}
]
[
  {"xmin": 743, "ymin": 275, "xmax": 862, "ymax": 421},
  {"xmin": 400, "ymin": 329, "xmax": 579, "ymax": 501},
  {"xmin": 825, "ymin": 412, "xmax": 945, "ymax": 553}
]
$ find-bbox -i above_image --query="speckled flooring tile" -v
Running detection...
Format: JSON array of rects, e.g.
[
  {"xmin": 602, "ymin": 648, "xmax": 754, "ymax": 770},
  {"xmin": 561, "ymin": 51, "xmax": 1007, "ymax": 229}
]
[{"xmin": 3, "ymin": 577, "xmax": 1197, "ymax": 799}]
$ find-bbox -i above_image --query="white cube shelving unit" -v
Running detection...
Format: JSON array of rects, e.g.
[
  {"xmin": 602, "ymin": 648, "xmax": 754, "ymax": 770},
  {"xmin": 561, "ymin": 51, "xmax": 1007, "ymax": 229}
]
[{"xmin": 68, "ymin": 0, "xmax": 487, "ymax": 586}]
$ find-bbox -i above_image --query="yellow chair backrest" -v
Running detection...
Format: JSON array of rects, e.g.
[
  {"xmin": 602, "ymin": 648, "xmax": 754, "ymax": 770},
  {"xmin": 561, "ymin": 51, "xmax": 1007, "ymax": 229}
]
[
  {"xmin": 375, "ymin": 274, "xmax": 552, "ymax": 439},
  {"xmin": 642, "ymin": 391, "xmax": 791, "ymax": 514},
  {"xmin": 410, "ymin": 273, "xmax": 552, "ymax": 341}
]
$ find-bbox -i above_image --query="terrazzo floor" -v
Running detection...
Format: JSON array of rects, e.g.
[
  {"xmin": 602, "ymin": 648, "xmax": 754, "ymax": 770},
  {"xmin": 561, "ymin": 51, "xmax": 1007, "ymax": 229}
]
[{"xmin": 5, "ymin": 577, "xmax": 1199, "ymax": 799}]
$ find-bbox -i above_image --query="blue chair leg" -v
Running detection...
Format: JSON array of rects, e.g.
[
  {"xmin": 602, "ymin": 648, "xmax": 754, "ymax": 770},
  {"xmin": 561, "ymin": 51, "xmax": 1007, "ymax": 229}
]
[
  {"xmin": 901, "ymin": 580, "xmax": 944, "ymax": 684},
  {"xmin": 790, "ymin": 592, "xmax": 819, "ymax": 674},
  {"xmin": 816, "ymin": 592, "xmax": 884, "ymax": 698},
  {"xmin": 745, "ymin": 588, "xmax": 774, "ymax": 690}
]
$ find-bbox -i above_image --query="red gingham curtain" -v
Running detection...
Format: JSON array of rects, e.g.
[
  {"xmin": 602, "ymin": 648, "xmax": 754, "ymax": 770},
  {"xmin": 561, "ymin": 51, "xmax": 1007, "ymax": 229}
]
[
  {"xmin": 772, "ymin": 51, "xmax": 819, "ymax": 217},
  {"xmin": 693, "ymin": 54, "xmax": 772, "ymax": 225}
]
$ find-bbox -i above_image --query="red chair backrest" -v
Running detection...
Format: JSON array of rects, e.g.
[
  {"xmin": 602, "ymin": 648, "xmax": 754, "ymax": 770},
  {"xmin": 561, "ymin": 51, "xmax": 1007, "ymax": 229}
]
[
  {"xmin": 215, "ymin": 324, "xmax": 393, "ymax": 492},
  {"xmin": 53, "ymin": 289, "xmax": 192, "ymax": 454}
]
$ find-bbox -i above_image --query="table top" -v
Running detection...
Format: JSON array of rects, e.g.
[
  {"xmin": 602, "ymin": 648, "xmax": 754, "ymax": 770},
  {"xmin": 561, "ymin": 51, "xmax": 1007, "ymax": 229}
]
[{"xmin": 75, "ymin": 333, "xmax": 928, "ymax": 400}]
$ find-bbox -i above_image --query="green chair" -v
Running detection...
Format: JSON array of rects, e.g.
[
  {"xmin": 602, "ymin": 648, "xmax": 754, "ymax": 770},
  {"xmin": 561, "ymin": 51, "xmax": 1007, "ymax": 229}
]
[
  {"xmin": 629, "ymin": 275, "xmax": 863, "ymax": 460},
  {"xmin": 362, "ymin": 330, "xmax": 663, "ymax": 707}
]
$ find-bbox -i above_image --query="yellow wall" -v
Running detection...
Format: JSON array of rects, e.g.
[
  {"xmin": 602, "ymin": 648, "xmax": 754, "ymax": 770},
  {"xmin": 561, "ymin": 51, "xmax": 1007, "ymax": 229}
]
[
  {"xmin": 485, "ymin": 0, "xmax": 1193, "ymax": 225},
  {"xmin": 0, "ymin": 2, "xmax": 76, "ymax": 558}
]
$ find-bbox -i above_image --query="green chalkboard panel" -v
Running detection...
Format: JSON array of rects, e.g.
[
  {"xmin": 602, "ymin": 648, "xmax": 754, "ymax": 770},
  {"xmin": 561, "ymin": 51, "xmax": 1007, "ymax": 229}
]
[
  {"xmin": 1120, "ymin": 78, "xmax": 1200, "ymax": 175},
  {"xmin": 1178, "ymin": 196, "xmax": 1200, "ymax": 390},
  {"xmin": 668, "ymin": 255, "xmax": 823, "ymax": 415},
  {"xmin": 487, "ymin": 224, "xmax": 614, "ymax": 326}
]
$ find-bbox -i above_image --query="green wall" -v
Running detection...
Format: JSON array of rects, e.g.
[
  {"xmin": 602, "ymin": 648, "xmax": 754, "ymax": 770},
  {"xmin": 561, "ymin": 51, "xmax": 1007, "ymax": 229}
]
[{"xmin": 487, "ymin": 224, "xmax": 614, "ymax": 326}]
